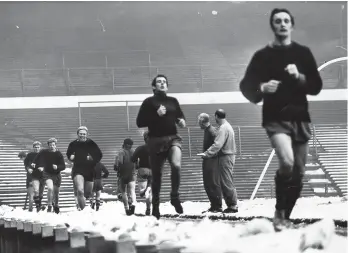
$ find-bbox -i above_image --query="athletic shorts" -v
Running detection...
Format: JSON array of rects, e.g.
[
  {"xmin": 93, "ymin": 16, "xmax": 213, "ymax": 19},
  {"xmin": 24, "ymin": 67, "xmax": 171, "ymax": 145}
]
[
  {"xmin": 264, "ymin": 121, "xmax": 312, "ymax": 144},
  {"xmin": 120, "ymin": 174, "xmax": 137, "ymax": 186},
  {"xmin": 147, "ymin": 134, "xmax": 182, "ymax": 155},
  {"xmin": 93, "ymin": 179, "xmax": 103, "ymax": 192},
  {"xmin": 42, "ymin": 172, "xmax": 62, "ymax": 187},
  {"xmin": 72, "ymin": 170, "xmax": 95, "ymax": 182},
  {"xmin": 137, "ymin": 168, "xmax": 152, "ymax": 182}
]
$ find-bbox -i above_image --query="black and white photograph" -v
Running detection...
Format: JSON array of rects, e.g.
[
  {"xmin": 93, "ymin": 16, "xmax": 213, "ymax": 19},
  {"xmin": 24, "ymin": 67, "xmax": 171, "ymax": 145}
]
[{"xmin": 0, "ymin": 1, "xmax": 346, "ymax": 252}]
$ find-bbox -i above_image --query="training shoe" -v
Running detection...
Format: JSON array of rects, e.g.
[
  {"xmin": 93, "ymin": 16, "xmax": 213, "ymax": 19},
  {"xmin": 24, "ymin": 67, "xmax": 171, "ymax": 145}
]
[
  {"xmin": 125, "ymin": 209, "xmax": 132, "ymax": 216},
  {"xmin": 223, "ymin": 206, "xmax": 238, "ymax": 214},
  {"xmin": 152, "ymin": 205, "xmax": 160, "ymax": 220},
  {"xmin": 273, "ymin": 209, "xmax": 287, "ymax": 232},
  {"xmin": 145, "ymin": 208, "xmax": 151, "ymax": 216},
  {"xmin": 91, "ymin": 203, "xmax": 95, "ymax": 210},
  {"xmin": 96, "ymin": 204, "xmax": 100, "ymax": 211},
  {"xmin": 170, "ymin": 198, "xmax": 183, "ymax": 214},
  {"xmin": 129, "ymin": 205, "xmax": 136, "ymax": 215},
  {"xmin": 47, "ymin": 206, "xmax": 53, "ymax": 213},
  {"xmin": 202, "ymin": 207, "xmax": 223, "ymax": 214},
  {"xmin": 53, "ymin": 206, "xmax": 60, "ymax": 214}
]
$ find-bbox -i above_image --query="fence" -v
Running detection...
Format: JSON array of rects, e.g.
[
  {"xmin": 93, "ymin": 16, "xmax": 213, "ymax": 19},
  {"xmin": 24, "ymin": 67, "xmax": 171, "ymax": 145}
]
[{"xmin": 0, "ymin": 60, "xmax": 345, "ymax": 97}]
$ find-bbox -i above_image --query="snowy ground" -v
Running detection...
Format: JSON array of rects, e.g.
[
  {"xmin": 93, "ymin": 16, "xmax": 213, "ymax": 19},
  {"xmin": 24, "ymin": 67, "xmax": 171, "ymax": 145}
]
[{"xmin": 0, "ymin": 196, "xmax": 347, "ymax": 253}]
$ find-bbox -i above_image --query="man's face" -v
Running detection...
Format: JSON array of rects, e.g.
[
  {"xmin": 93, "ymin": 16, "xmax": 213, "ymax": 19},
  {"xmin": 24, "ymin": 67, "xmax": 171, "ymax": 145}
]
[
  {"xmin": 272, "ymin": 12, "xmax": 293, "ymax": 37},
  {"xmin": 124, "ymin": 144, "xmax": 132, "ymax": 150},
  {"xmin": 154, "ymin": 77, "xmax": 168, "ymax": 92},
  {"xmin": 48, "ymin": 142, "xmax": 56, "ymax": 152},
  {"xmin": 198, "ymin": 119, "xmax": 206, "ymax": 130},
  {"xmin": 33, "ymin": 144, "xmax": 41, "ymax": 153},
  {"xmin": 78, "ymin": 130, "xmax": 88, "ymax": 142}
]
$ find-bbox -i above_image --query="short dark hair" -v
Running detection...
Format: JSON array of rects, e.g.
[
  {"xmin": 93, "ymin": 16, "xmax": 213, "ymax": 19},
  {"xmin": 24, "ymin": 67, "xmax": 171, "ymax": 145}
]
[
  {"xmin": 123, "ymin": 138, "xmax": 133, "ymax": 146},
  {"xmin": 270, "ymin": 8, "xmax": 295, "ymax": 30},
  {"xmin": 215, "ymin": 109, "xmax": 226, "ymax": 119},
  {"xmin": 151, "ymin": 74, "xmax": 169, "ymax": 88},
  {"xmin": 18, "ymin": 151, "xmax": 27, "ymax": 158}
]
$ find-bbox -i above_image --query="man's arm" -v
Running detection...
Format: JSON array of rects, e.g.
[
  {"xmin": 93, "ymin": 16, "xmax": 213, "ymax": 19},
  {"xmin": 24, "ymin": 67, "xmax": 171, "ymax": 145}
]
[{"xmin": 204, "ymin": 126, "xmax": 227, "ymax": 158}]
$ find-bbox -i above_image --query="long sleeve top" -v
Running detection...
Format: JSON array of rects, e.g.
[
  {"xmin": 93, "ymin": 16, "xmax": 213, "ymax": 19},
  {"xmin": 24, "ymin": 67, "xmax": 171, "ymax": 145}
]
[
  {"xmin": 94, "ymin": 162, "xmax": 109, "ymax": 179},
  {"xmin": 239, "ymin": 42, "xmax": 323, "ymax": 126},
  {"xmin": 131, "ymin": 144, "xmax": 150, "ymax": 168},
  {"xmin": 136, "ymin": 93, "xmax": 185, "ymax": 137},
  {"xmin": 24, "ymin": 152, "xmax": 38, "ymax": 172},
  {"xmin": 114, "ymin": 148, "xmax": 135, "ymax": 179},
  {"xmin": 66, "ymin": 139, "xmax": 103, "ymax": 174},
  {"xmin": 203, "ymin": 125, "xmax": 218, "ymax": 152},
  {"xmin": 204, "ymin": 121, "xmax": 236, "ymax": 158},
  {"xmin": 33, "ymin": 149, "xmax": 66, "ymax": 175}
]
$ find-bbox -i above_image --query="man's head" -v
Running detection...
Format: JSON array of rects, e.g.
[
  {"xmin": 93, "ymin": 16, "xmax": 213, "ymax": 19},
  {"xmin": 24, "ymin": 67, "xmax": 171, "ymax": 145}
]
[
  {"xmin": 214, "ymin": 109, "xmax": 226, "ymax": 125},
  {"xmin": 77, "ymin": 126, "xmax": 88, "ymax": 142},
  {"xmin": 18, "ymin": 151, "xmax": 27, "ymax": 161},
  {"xmin": 47, "ymin": 138, "xmax": 57, "ymax": 152},
  {"xmin": 270, "ymin": 8, "xmax": 294, "ymax": 39},
  {"xmin": 198, "ymin": 113, "xmax": 210, "ymax": 129},
  {"xmin": 151, "ymin": 74, "xmax": 168, "ymax": 94},
  {"xmin": 123, "ymin": 138, "xmax": 133, "ymax": 150},
  {"xmin": 32, "ymin": 141, "xmax": 42, "ymax": 153}
]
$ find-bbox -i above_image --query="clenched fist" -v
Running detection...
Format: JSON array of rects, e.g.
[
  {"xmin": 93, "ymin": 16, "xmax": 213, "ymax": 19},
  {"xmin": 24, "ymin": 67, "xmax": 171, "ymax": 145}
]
[
  {"xmin": 260, "ymin": 80, "xmax": 281, "ymax": 94},
  {"xmin": 177, "ymin": 118, "xmax": 186, "ymax": 128},
  {"xmin": 157, "ymin": 105, "xmax": 166, "ymax": 116},
  {"xmin": 285, "ymin": 64, "xmax": 300, "ymax": 79}
]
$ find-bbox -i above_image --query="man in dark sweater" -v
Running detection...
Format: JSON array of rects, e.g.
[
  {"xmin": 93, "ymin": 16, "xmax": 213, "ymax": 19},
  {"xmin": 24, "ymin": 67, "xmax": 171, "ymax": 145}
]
[
  {"xmin": 131, "ymin": 131, "xmax": 152, "ymax": 216},
  {"xmin": 91, "ymin": 162, "xmax": 109, "ymax": 211},
  {"xmin": 240, "ymin": 8, "xmax": 323, "ymax": 231},
  {"xmin": 23, "ymin": 141, "xmax": 45, "ymax": 212},
  {"xmin": 136, "ymin": 74, "xmax": 186, "ymax": 219},
  {"xmin": 114, "ymin": 138, "xmax": 136, "ymax": 215},
  {"xmin": 198, "ymin": 113, "xmax": 222, "ymax": 213},
  {"xmin": 33, "ymin": 138, "xmax": 66, "ymax": 213},
  {"xmin": 67, "ymin": 126, "xmax": 103, "ymax": 210}
]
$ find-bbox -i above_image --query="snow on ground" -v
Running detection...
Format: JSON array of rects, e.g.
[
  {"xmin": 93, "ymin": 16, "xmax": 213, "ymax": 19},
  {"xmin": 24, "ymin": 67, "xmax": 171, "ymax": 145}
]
[{"xmin": 0, "ymin": 196, "xmax": 347, "ymax": 253}]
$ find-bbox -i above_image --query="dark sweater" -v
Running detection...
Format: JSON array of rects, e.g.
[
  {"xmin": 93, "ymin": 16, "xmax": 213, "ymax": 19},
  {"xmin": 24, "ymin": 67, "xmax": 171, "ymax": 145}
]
[
  {"xmin": 240, "ymin": 42, "xmax": 323, "ymax": 126},
  {"xmin": 24, "ymin": 152, "xmax": 38, "ymax": 172},
  {"xmin": 66, "ymin": 139, "xmax": 103, "ymax": 174},
  {"xmin": 136, "ymin": 93, "xmax": 185, "ymax": 137},
  {"xmin": 131, "ymin": 144, "xmax": 150, "ymax": 168},
  {"xmin": 33, "ymin": 149, "xmax": 65, "ymax": 175},
  {"xmin": 94, "ymin": 162, "xmax": 109, "ymax": 179},
  {"xmin": 203, "ymin": 125, "xmax": 217, "ymax": 152}
]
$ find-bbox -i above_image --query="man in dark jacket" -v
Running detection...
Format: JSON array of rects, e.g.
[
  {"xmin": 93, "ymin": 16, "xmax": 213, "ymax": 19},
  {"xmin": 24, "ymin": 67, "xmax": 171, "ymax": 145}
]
[
  {"xmin": 33, "ymin": 138, "xmax": 66, "ymax": 213},
  {"xmin": 67, "ymin": 126, "xmax": 103, "ymax": 210},
  {"xmin": 198, "ymin": 113, "xmax": 222, "ymax": 213}
]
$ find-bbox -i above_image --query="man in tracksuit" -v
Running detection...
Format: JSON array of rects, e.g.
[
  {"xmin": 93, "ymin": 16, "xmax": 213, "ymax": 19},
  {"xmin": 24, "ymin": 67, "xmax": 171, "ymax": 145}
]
[
  {"xmin": 198, "ymin": 113, "xmax": 222, "ymax": 213},
  {"xmin": 198, "ymin": 109, "xmax": 238, "ymax": 213}
]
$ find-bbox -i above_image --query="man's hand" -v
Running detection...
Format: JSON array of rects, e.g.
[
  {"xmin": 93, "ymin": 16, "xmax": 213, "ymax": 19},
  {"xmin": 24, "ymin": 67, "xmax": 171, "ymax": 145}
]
[
  {"xmin": 38, "ymin": 167, "xmax": 44, "ymax": 172},
  {"xmin": 285, "ymin": 64, "xmax": 300, "ymax": 79},
  {"xmin": 177, "ymin": 118, "xmax": 186, "ymax": 128},
  {"xmin": 31, "ymin": 163, "xmax": 36, "ymax": 168},
  {"xmin": 157, "ymin": 105, "xmax": 166, "ymax": 116},
  {"xmin": 52, "ymin": 164, "xmax": 57, "ymax": 170},
  {"xmin": 87, "ymin": 155, "xmax": 93, "ymax": 161},
  {"xmin": 197, "ymin": 153, "xmax": 208, "ymax": 159},
  {"xmin": 70, "ymin": 154, "xmax": 75, "ymax": 161},
  {"xmin": 28, "ymin": 168, "xmax": 33, "ymax": 174},
  {"xmin": 260, "ymin": 80, "xmax": 280, "ymax": 94}
]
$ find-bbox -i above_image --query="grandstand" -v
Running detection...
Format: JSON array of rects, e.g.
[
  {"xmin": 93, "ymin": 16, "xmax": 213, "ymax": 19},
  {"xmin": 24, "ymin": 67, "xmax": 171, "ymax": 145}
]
[{"xmin": 0, "ymin": 2, "xmax": 346, "ymax": 209}]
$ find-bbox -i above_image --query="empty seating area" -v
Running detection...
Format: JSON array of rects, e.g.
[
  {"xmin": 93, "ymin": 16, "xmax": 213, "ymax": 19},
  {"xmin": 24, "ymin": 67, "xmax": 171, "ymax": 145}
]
[
  {"xmin": 314, "ymin": 125, "xmax": 348, "ymax": 195},
  {"xmin": 0, "ymin": 99, "xmax": 345, "ymax": 208}
]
